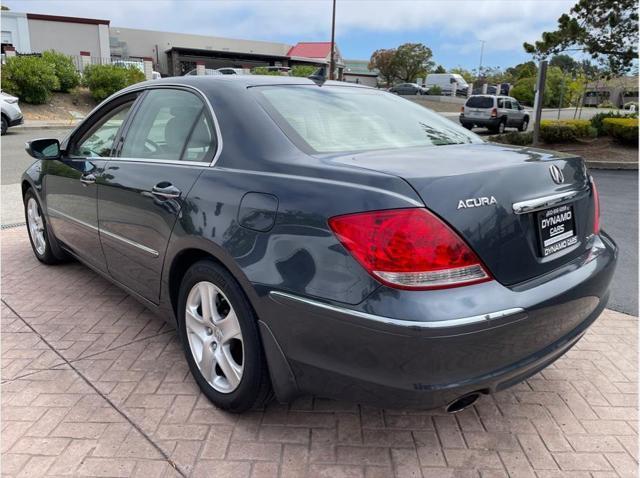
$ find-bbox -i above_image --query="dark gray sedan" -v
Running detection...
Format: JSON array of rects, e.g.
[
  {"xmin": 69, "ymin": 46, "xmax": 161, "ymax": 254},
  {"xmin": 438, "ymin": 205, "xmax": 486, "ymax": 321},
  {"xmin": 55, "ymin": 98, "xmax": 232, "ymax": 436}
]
[{"xmin": 21, "ymin": 76, "xmax": 617, "ymax": 413}]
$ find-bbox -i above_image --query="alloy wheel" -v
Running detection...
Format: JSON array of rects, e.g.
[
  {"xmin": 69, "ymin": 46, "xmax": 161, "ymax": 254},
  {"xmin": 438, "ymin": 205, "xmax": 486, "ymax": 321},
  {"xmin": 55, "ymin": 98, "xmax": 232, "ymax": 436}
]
[
  {"xmin": 185, "ymin": 281, "xmax": 244, "ymax": 393},
  {"xmin": 27, "ymin": 197, "xmax": 46, "ymax": 255},
  {"xmin": 498, "ymin": 121, "xmax": 505, "ymax": 134}
]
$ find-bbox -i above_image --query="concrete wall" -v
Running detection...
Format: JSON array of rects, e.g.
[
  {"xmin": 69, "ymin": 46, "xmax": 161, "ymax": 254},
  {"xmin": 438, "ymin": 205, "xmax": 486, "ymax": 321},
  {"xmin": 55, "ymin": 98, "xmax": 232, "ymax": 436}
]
[
  {"xmin": 1, "ymin": 11, "xmax": 31, "ymax": 53},
  {"xmin": 110, "ymin": 27, "xmax": 292, "ymax": 74},
  {"xmin": 343, "ymin": 74, "xmax": 378, "ymax": 87},
  {"xmin": 28, "ymin": 19, "xmax": 106, "ymax": 59}
]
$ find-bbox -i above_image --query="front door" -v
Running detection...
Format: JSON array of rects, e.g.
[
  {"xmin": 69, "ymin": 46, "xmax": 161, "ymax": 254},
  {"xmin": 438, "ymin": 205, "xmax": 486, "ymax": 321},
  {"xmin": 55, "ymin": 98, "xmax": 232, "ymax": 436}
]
[
  {"xmin": 98, "ymin": 87, "xmax": 218, "ymax": 302},
  {"xmin": 45, "ymin": 97, "xmax": 137, "ymax": 272}
]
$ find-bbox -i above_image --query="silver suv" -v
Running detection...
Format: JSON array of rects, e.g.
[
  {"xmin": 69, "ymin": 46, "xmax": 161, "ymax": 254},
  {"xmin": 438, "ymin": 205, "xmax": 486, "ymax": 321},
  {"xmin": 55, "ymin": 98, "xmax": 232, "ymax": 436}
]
[{"xmin": 460, "ymin": 95, "xmax": 529, "ymax": 133}]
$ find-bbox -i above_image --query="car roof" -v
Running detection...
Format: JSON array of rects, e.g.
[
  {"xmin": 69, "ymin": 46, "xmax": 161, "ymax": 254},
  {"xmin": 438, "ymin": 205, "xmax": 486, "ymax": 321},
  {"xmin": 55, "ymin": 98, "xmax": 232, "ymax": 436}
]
[{"xmin": 141, "ymin": 74, "xmax": 372, "ymax": 89}]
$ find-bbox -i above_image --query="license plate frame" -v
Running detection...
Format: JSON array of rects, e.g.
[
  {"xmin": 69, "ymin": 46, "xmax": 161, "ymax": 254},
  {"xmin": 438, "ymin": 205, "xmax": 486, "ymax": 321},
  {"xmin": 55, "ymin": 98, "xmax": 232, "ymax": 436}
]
[{"xmin": 536, "ymin": 204, "xmax": 578, "ymax": 257}]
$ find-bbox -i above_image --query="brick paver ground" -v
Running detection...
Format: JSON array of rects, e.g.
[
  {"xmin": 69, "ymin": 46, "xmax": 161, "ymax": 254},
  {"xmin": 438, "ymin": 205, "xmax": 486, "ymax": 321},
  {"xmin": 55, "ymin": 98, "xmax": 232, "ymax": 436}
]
[{"xmin": 1, "ymin": 226, "xmax": 638, "ymax": 478}]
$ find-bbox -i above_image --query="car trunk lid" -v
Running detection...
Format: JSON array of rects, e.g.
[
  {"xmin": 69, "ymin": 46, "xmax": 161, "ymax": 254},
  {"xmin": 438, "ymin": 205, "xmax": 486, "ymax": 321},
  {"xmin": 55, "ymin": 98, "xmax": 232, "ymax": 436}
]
[{"xmin": 329, "ymin": 142, "xmax": 594, "ymax": 285}]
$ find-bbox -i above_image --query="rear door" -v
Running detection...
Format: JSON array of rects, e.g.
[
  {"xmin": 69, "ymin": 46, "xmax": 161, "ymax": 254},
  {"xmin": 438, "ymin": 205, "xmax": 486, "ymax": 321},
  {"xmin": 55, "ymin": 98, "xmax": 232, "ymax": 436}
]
[
  {"xmin": 45, "ymin": 94, "xmax": 138, "ymax": 272},
  {"xmin": 98, "ymin": 87, "xmax": 218, "ymax": 302}
]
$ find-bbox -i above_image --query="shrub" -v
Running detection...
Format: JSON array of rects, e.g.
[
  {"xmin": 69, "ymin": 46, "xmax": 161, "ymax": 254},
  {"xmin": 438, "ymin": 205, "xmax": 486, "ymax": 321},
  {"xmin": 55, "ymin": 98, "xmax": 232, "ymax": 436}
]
[
  {"xmin": 489, "ymin": 131, "xmax": 533, "ymax": 146},
  {"xmin": 83, "ymin": 64, "xmax": 145, "ymax": 102},
  {"xmin": 251, "ymin": 66, "xmax": 282, "ymax": 76},
  {"xmin": 291, "ymin": 65, "xmax": 317, "ymax": 77},
  {"xmin": 590, "ymin": 111, "xmax": 638, "ymax": 135},
  {"xmin": 539, "ymin": 119, "xmax": 596, "ymax": 143},
  {"xmin": 1, "ymin": 55, "xmax": 59, "ymax": 104},
  {"xmin": 426, "ymin": 85, "xmax": 442, "ymax": 95},
  {"xmin": 41, "ymin": 50, "xmax": 80, "ymax": 92},
  {"xmin": 602, "ymin": 118, "xmax": 639, "ymax": 144}
]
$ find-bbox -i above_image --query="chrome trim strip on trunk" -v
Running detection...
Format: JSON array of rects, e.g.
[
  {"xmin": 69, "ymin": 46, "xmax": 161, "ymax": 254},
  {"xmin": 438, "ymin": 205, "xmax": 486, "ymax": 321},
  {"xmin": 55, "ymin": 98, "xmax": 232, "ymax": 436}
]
[
  {"xmin": 269, "ymin": 291, "xmax": 524, "ymax": 329},
  {"xmin": 512, "ymin": 190, "xmax": 581, "ymax": 215},
  {"xmin": 47, "ymin": 208, "xmax": 159, "ymax": 257}
]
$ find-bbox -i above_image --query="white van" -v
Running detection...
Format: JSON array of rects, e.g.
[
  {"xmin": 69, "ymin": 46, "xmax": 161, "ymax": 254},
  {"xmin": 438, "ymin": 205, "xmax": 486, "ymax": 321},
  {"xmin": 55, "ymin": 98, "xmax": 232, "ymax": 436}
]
[{"xmin": 424, "ymin": 73, "xmax": 469, "ymax": 96}]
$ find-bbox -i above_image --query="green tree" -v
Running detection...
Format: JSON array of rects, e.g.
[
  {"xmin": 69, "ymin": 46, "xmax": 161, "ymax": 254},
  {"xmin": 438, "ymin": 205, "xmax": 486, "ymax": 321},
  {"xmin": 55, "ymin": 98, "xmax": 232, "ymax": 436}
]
[
  {"xmin": 290, "ymin": 65, "xmax": 317, "ymax": 77},
  {"xmin": 368, "ymin": 48, "xmax": 398, "ymax": 86},
  {"xmin": 450, "ymin": 67, "xmax": 474, "ymax": 83},
  {"xmin": 504, "ymin": 61, "xmax": 537, "ymax": 83},
  {"xmin": 42, "ymin": 50, "xmax": 80, "ymax": 92},
  {"xmin": 549, "ymin": 54, "xmax": 579, "ymax": 74},
  {"xmin": 394, "ymin": 43, "xmax": 434, "ymax": 82},
  {"xmin": 510, "ymin": 77, "xmax": 536, "ymax": 105},
  {"xmin": 524, "ymin": 0, "xmax": 638, "ymax": 75},
  {"xmin": 434, "ymin": 64, "xmax": 447, "ymax": 74}
]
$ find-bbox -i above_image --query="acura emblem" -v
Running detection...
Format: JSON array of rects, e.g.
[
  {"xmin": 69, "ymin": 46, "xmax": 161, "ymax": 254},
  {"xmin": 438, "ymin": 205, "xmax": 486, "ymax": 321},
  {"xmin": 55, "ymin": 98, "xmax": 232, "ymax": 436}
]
[{"xmin": 549, "ymin": 165, "xmax": 564, "ymax": 184}]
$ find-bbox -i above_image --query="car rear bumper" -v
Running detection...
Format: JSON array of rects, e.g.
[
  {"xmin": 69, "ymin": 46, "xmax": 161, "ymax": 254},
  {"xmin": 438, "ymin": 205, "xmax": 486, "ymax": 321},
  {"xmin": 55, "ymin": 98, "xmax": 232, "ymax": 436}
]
[
  {"xmin": 259, "ymin": 232, "xmax": 617, "ymax": 409},
  {"xmin": 460, "ymin": 115, "xmax": 500, "ymax": 127}
]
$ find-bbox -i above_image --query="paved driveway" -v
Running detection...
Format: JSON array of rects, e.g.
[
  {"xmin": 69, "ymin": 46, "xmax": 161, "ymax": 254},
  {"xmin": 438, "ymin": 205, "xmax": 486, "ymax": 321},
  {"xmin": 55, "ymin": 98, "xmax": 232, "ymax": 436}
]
[{"xmin": 1, "ymin": 227, "xmax": 638, "ymax": 478}]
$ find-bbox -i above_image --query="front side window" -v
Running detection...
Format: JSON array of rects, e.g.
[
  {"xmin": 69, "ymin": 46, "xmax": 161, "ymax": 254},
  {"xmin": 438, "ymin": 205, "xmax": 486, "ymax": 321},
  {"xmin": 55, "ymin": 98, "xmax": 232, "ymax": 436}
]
[
  {"xmin": 120, "ymin": 89, "xmax": 214, "ymax": 161},
  {"xmin": 72, "ymin": 102, "xmax": 133, "ymax": 158},
  {"xmin": 257, "ymin": 86, "xmax": 481, "ymax": 154}
]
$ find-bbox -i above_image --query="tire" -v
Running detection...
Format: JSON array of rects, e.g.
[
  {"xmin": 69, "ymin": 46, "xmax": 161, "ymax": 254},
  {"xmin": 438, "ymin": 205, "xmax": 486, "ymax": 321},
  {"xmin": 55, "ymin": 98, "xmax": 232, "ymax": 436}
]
[
  {"xmin": 1, "ymin": 116, "xmax": 7, "ymax": 136},
  {"xmin": 462, "ymin": 123, "xmax": 473, "ymax": 130},
  {"xmin": 177, "ymin": 259, "xmax": 272, "ymax": 412},
  {"xmin": 496, "ymin": 119, "xmax": 506, "ymax": 134},
  {"xmin": 518, "ymin": 117, "xmax": 529, "ymax": 132},
  {"xmin": 24, "ymin": 189, "xmax": 65, "ymax": 264}
]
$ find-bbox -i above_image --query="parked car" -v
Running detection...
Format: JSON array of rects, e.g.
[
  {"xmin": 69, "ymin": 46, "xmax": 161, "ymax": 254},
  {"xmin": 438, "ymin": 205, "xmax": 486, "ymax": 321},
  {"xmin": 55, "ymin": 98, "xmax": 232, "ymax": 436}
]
[
  {"xmin": 460, "ymin": 95, "xmax": 530, "ymax": 133},
  {"xmin": 184, "ymin": 68, "xmax": 223, "ymax": 76},
  {"xmin": 389, "ymin": 83, "xmax": 427, "ymax": 95},
  {"xmin": 22, "ymin": 76, "xmax": 616, "ymax": 413},
  {"xmin": 425, "ymin": 73, "xmax": 469, "ymax": 96},
  {"xmin": 216, "ymin": 67, "xmax": 250, "ymax": 75},
  {"xmin": 1, "ymin": 91, "xmax": 23, "ymax": 135}
]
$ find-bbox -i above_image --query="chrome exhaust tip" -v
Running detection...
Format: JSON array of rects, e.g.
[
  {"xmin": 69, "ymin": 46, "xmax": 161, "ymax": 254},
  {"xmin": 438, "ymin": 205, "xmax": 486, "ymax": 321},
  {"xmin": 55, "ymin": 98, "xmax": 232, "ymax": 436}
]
[{"xmin": 446, "ymin": 393, "xmax": 481, "ymax": 413}]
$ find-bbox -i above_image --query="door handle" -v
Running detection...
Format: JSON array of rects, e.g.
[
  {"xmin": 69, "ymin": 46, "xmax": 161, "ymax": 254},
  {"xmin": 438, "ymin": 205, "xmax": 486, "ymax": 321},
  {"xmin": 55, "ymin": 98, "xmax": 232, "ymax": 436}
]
[
  {"xmin": 151, "ymin": 183, "xmax": 181, "ymax": 199},
  {"xmin": 80, "ymin": 173, "xmax": 96, "ymax": 185}
]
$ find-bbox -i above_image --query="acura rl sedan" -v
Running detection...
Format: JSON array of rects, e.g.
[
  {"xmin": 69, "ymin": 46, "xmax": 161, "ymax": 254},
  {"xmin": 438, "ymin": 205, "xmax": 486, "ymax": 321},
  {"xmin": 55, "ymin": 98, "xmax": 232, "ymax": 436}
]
[{"xmin": 22, "ymin": 76, "xmax": 617, "ymax": 413}]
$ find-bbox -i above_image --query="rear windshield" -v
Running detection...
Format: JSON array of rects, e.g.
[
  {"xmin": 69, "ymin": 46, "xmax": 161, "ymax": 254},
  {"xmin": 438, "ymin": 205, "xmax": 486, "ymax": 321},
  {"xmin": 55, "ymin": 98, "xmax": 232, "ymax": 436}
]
[
  {"xmin": 466, "ymin": 96, "xmax": 494, "ymax": 108},
  {"xmin": 255, "ymin": 85, "xmax": 481, "ymax": 153}
]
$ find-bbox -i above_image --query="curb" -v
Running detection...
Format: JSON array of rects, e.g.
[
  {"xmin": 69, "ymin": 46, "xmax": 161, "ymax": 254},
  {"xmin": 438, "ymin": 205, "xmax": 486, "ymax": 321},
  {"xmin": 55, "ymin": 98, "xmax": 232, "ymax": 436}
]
[
  {"xmin": 586, "ymin": 161, "xmax": 638, "ymax": 170},
  {"xmin": 15, "ymin": 123, "xmax": 78, "ymax": 130}
]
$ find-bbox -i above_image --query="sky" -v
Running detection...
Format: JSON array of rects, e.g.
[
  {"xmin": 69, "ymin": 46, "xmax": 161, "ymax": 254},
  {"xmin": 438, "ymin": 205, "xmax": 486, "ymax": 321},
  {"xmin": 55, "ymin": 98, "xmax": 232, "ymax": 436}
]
[{"xmin": 3, "ymin": 0, "xmax": 577, "ymax": 70}]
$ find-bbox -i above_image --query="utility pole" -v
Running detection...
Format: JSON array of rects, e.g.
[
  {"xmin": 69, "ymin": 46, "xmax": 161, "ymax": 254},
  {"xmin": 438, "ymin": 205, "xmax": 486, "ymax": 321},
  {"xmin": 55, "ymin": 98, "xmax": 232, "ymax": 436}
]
[
  {"xmin": 532, "ymin": 60, "xmax": 548, "ymax": 146},
  {"xmin": 329, "ymin": 0, "xmax": 336, "ymax": 80},
  {"xmin": 477, "ymin": 40, "xmax": 486, "ymax": 79}
]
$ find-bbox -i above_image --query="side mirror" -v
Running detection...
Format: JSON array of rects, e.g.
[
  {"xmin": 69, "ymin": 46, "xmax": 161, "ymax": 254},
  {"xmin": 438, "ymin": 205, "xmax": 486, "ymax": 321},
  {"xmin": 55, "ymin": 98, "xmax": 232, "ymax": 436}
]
[{"xmin": 25, "ymin": 138, "xmax": 61, "ymax": 160}]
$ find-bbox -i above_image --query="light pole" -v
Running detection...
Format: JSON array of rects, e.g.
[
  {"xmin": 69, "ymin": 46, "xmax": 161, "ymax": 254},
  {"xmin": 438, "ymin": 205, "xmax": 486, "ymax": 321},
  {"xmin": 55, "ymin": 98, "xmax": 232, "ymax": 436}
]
[
  {"xmin": 329, "ymin": 0, "xmax": 336, "ymax": 80},
  {"xmin": 478, "ymin": 40, "xmax": 486, "ymax": 79}
]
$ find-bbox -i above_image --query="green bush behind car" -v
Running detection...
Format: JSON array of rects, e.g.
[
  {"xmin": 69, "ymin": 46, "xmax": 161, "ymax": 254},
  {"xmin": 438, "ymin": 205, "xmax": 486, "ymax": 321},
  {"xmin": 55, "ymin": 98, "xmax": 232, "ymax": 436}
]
[{"xmin": 82, "ymin": 64, "xmax": 146, "ymax": 103}]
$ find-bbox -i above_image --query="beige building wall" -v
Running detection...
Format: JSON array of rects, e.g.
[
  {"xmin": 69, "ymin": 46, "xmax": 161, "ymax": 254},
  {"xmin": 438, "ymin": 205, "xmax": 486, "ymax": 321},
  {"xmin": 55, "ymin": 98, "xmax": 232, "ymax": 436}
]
[{"xmin": 28, "ymin": 19, "xmax": 106, "ymax": 58}]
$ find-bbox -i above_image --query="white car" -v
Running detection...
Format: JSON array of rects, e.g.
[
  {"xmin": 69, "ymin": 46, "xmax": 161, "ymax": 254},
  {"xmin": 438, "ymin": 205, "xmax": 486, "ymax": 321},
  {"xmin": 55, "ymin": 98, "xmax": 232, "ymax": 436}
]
[{"xmin": 1, "ymin": 91, "xmax": 23, "ymax": 135}]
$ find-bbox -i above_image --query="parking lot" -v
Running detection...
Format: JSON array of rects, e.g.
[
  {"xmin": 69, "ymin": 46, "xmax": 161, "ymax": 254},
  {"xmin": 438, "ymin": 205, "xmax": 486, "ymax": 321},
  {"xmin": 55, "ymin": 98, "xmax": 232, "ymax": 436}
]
[{"xmin": 1, "ymin": 225, "xmax": 638, "ymax": 477}]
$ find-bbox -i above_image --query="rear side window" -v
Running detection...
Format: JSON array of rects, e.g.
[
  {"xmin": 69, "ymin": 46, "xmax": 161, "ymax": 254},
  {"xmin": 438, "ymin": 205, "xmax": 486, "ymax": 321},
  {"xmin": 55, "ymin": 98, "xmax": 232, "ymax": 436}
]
[
  {"xmin": 466, "ymin": 96, "xmax": 494, "ymax": 108},
  {"xmin": 120, "ymin": 89, "xmax": 214, "ymax": 162}
]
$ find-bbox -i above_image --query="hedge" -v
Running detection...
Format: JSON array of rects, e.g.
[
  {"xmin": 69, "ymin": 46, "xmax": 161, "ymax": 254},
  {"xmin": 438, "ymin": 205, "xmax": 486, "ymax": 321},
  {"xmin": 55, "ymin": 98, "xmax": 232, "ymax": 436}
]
[
  {"xmin": 602, "ymin": 118, "xmax": 639, "ymax": 144},
  {"xmin": 41, "ymin": 50, "xmax": 80, "ymax": 92},
  {"xmin": 83, "ymin": 64, "xmax": 146, "ymax": 102},
  {"xmin": 539, "ymin": 119, "xmax": 597, "ymax": 143},
  {"xmin": 489, "ymin": 131, "xmax": 533, "ymax": 146},
  {"xmin": 1, "ymin": 55, "xmax": 60, "ymax": 104},
  {"xmin": 590, "ymin": 111, "xmax": 638, "ymax": 136}
]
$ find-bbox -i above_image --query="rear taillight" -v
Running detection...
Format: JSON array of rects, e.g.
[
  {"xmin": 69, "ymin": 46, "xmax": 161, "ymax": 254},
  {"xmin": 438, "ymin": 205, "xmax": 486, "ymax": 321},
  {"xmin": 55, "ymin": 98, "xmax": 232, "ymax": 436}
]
[
  {"xmin": 460, "ymin": 106, "xmax": 465, "ymax": 114},
  {"xmin": 490, "ymin": 108, "xmax": 497, "ymax": 118},
  {"xmin": 591, "ymin": 176, "xmax": 600, "ymax": 234},
  {"xmin": 328, "ymin": 208, "xmax": 492, "ymax": 290}
]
